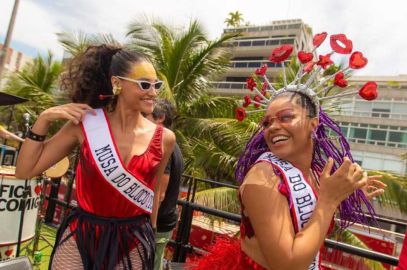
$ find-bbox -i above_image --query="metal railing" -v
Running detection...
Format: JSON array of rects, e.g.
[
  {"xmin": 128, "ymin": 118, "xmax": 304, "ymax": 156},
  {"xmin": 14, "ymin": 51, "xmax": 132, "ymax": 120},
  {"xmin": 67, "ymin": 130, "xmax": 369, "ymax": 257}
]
[
  {"xmin": 228, "ymin": 38, "xmax": 295, "ymax": 48},
  {"xmin": 230, "ymin": 60, "xmax": 288, "ymax": 69},
  {"xmin": 41, "ymin": 174, "xmax": 405, "ymax": 267},
  {"xmin": 223, "ymin": 23, "xmax": 302, "ymax": 33},
  {"xmin": 171, "ymin": 175, "xmax": 404, "ymax": 266},
  {"xmin": 333, "ymin": 109, "xmax": 407, "ymax": 120}
]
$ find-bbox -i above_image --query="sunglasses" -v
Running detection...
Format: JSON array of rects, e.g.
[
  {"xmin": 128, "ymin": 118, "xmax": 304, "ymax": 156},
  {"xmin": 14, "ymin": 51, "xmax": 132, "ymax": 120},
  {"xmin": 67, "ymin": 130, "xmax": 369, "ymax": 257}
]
[
  {"xmin": 261, "ymin": 111, "xmax": 311, "ymax": 129},
  {"xmin": 117, "ymin": 76, "xmax": 164, "ymax": 91}
]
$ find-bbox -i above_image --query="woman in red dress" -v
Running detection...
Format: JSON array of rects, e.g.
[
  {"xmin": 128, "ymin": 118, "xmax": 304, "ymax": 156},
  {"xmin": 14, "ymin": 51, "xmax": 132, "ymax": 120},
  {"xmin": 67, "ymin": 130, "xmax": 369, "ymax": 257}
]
[
  {"xmin": 194, "ymin": 33, "xmax": 385, "ymax": 270},
  {"xmin": 16, "ymin": 44, "xmax": 175, "ymax": 269}
]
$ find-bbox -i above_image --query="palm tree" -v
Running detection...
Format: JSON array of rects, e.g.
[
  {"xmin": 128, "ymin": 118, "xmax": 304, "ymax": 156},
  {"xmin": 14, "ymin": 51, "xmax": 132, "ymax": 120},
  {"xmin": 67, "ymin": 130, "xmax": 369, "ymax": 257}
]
[
  {"xmin": 126, "ymin": 19, "xmax": 253, "ymax": 181},
  {"xmin": 369, "ymin": 170, "xmax": 407, "ymax": 214},
  {"xmin": 224, "ymin": 11, "xmax": 244, "ymax": 28},
  {"xmin": 57, "ymin": 31, "xmax": 120, "ymax": 57},
  {"xmin": 1, "ymin": 52, "xmax": 63, "ymax": 134}
]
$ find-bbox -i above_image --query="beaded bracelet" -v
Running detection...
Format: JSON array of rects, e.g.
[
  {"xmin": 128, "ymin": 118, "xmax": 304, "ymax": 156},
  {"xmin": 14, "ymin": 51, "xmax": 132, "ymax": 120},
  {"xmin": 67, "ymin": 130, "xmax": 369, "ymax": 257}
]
[{"xmin": 27, "ymin": 129, "xmax": 46, "ymax": 142}]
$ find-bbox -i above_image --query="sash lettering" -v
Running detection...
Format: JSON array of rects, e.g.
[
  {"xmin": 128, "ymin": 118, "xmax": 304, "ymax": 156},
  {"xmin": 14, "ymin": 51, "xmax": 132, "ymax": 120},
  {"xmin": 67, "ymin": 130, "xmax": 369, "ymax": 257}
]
[
  {"xmin": 257, "ymin": 152, "xmax": 319, "ymax": 270},
  {"xmin": 82, "ymin": 109, "xmax": 154, "ymax": 213}
]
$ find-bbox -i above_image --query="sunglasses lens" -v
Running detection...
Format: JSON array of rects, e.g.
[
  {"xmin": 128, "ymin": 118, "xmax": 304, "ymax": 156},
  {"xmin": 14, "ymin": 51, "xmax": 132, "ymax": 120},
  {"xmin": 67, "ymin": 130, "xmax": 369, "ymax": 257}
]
[
  {"xmin": 140, "ymin": 82, "xmax": 151, "ymax": 90},
  {"xmin": 154, "ymin": 81, "xmax": 163, "ymax": 90}
]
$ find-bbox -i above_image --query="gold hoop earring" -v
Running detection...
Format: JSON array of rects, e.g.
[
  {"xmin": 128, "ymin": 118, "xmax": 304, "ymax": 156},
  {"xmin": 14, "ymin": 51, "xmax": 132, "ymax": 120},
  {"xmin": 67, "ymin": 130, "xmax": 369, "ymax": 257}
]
[{"xmin": 113, "ymin": 85, "xmax": 122, "ymax": 95}]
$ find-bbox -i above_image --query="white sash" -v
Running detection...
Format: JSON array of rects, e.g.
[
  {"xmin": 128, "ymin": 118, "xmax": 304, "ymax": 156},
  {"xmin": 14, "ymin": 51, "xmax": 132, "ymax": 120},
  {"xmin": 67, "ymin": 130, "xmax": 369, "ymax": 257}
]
[
  {"xmin": 257, "ymin": 152, "xmax": 320, "ymax": 270},
  {"xmin": 82, "ymin": 109, "xmax": 154, "ymax": 214}
]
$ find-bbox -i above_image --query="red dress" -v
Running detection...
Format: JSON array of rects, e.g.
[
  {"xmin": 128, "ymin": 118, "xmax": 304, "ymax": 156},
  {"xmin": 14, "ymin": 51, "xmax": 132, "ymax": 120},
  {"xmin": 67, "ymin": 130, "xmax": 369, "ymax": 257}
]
[
  {"xmin": 193, "ymin": 162, "xmax": 329, "ymax": 270},
  {"xmin": 76, "ymin": 113, "xmax": 163, "ymax": 217},
  {"xmin": 50, "ymin": 111, "xmax": 163, "ymax": 270}
]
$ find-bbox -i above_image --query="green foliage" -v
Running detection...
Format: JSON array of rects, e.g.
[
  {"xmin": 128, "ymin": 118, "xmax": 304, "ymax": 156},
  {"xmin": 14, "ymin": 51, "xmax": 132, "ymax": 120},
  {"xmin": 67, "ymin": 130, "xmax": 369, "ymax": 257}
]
[
  {"xmin": 331, "ymin": 228, "xmax": 387, "ymax": 270},
  {"xmin": 194, "ymin": 187, "xmax": 239, "ymax": 214},
  {"xmin": 1, "ymin": 52, "xmax": 64, "ymax": 134},
  {"xmin": 126, "ymin": 19, "xmax": 253, "ymax": 181},
  {"xmin": 224, "ymin": 11, "xmax": 244, "ymax": 28},
  {"xmin": 369, "ymin": 170, "xmax": 407, "ymax": 214},
  {"xmin": 57, "ymin": 31, "xmax": 120, "ymax": 57}
]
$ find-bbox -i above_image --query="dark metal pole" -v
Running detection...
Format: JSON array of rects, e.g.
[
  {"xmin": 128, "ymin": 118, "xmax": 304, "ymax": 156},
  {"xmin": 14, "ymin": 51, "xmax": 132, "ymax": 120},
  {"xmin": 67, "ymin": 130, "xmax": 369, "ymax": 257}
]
[
  {"xmin": 0, "ymin": 0, "xmax": 20, "ymax": 83},
  {"xmin": 2, "ymin": 105, "xmax": 15, "ymax": 146}
]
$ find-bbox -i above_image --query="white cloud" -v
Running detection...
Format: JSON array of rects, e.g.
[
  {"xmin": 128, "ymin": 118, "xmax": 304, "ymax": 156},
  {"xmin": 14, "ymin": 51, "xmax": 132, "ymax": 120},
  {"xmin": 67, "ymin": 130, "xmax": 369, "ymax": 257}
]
[
  {"xmin": 1, "ymin": 0, "xmax": 64, "ymax": 58},
  {"xmin": 1, "ymin": 0, "xmax": 406, "ymax": 75}
]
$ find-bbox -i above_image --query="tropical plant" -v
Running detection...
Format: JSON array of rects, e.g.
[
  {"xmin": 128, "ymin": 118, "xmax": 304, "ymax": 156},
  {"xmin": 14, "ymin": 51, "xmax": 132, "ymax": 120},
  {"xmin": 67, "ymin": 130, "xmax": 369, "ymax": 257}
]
[
  {"xmin": 57, "ymin": 31, "xmax": 120, "ymax": 57},
  {"xmin": 1, "ymin": 52, "xmax": 64, "ymax": 134},
  {"xmin": 329, "ymin": 228, "xmax": 387, "ymax": 270},
  {"xmin": 224, "ymin": 11, "xmax": 244, "ymax": 28},
  {"xmin": 369, "ymin": 170, "xmax": 407, "ymax": 214},
  {"xmin": 126, "ymin": 19, "xmax": 254, "ymax": 181}
]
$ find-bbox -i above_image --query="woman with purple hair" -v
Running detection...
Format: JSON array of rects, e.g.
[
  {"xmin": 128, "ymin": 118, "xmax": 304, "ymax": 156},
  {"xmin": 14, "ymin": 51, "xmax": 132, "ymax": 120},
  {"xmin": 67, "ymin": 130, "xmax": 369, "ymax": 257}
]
[{"xmin": 194, "ymin": 33, "xmax": 385, "ymax": 270}]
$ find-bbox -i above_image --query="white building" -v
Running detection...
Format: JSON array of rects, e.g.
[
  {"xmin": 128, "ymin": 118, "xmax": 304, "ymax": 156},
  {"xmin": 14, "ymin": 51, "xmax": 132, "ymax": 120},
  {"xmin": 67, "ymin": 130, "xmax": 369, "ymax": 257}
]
[
  {"xmin": 213, "ymin": 19, "xmax": 314, "ymax": 95},
  {"xmin": 212, "ymin": 21, "xmax": 407, "ymax": 175},
  {"xmin": 0, "ymin": 44, "xmax": 33, "ymax": 89},
  {"xmin": 333, "ymin": 75, "xmax": 407, "ymax": 175}
]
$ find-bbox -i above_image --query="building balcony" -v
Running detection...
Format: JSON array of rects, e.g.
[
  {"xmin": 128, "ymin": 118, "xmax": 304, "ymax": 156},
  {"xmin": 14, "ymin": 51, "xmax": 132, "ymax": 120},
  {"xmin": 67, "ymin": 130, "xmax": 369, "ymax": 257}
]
[
  {"xmin": 211, "ymin": 81, "xmax": 247, "ymax": 96},
  {"xmin": 226, "ymin": 60, "xmax": 287, "ymax": 77},
  {"xmin": 226, "ymin": 37, "xmax": 298, "ymax": 57},
  {"xmin": 333, "ymin": 113, "xmax": 407, "ymax": 128},
  {"xmin": 223, "ymin": 21, "xmax": 303, "ymax": 34},
  {"xmin": 348, "ymin": 137, "xmax": 407, "ymax": 150}
]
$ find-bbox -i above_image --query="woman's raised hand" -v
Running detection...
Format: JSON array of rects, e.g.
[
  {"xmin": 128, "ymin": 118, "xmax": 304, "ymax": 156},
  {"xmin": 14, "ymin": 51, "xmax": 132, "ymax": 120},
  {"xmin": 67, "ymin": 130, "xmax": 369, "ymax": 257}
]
[
  {"xmin": 319, "ymin": 157, "xmax": 369, "ymax": 207},
  {"xmin": 40, "ymin": 103, "xmax": 95, "ymax": 125}
]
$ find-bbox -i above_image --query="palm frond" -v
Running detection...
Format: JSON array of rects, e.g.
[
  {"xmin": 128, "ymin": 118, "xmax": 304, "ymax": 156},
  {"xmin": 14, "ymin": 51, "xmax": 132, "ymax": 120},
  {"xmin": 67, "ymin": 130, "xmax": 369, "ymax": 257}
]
[
  {"xmin": 369, "ymin": 170, "xmax": 407, "ymax": 214},
  {"xmin": 194, "ymin": 187, "xmax": 239, "ymax": 214},
  {"xmin": 329, "ymin": 229, "xmax": 387, "ymax": 270},
  {"xmin": 57, "ymin": 31, "xmax": 120, "ymax": 57}
]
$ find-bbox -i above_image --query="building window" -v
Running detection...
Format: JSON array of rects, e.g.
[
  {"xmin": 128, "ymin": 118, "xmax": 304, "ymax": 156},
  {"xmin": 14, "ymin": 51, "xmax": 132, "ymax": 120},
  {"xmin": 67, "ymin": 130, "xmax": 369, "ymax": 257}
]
[
  {"xmin": 389, "ymin": 131, "xmax": 407, "ymax": 144},
  {"xmin": 372, "ymin": 108, "xmax": 390, "ymax": 118},
  {"xmin": 281, "ymin": 39, "xmax": 294, "ymax": 44},
  {"xmin": 234, "ymin": 62, "xmax": 246, "ymax": 68},
  {"xmin": 248, "ymin": 62, "xmax": 261, "ymax": 68},
  {"xmin": 369, "ymin": 129, "xmax": 386, "ymax": 141},
  {"xmin": 253, "ymin": 40, "xmax": 265, "ymax": 46},
  {"xmin": 239, "ymin": 41, "xmax": 251, "ymax": 47},
  {"xmin": 267, "ymin": 40, "xmax": 280, "ymax": 46},
  {"xmin": 350, "ymin": 127, "xmax": 367, "ymax": 139},
  {"xmin": 340, "ymin": 126, "xmax": 348, "ymax": 136}
]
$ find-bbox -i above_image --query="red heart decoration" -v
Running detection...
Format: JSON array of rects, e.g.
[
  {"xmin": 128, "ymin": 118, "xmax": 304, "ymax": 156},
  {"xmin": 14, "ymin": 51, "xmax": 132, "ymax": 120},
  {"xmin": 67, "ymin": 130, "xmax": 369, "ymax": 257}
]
[
  {"xmin": 349, "ymin": 51, "xmax": 368, "ymax": 69},
  {"xmin": 359, "ymin": 81, "xmax": 378, "ymax": 100},
  {"xmin": 330, "ymin": 34, "xmax": 353, "ymax": 54},
  {"xmin": 303, "ymin": 61, "xmax": 315, "ymax": 73},
  {"xmin": 269, "ymin": 45, "xmax": 293, "ymax": 63},
  {"xmin": 34, "ymin": 185, "xmax": 41, "ymax": 195},
  {"xmin": 235, "ymin": 107, "xmax": 247, "ymax": 121},
  {"xmin": 255, "ymin": 64, "xmax": 268, "ymax": 76},
  {"xmin": 5, "ymin": 249, "xmax": 13, "ymax": 257},
  {"xmin": 334, "ymin": 72, "xmax": 348, "ymax": 88},
  {"xmin": 313, "ymin": 32, "xmax": 327, "ymax": 47},
  {"xmin": 243, "ymin": 95, "xmax": 251, "ymax": 107},
  {"xmin": 297, "ymin": 51, "xmax": 313, "ymax": 64}
]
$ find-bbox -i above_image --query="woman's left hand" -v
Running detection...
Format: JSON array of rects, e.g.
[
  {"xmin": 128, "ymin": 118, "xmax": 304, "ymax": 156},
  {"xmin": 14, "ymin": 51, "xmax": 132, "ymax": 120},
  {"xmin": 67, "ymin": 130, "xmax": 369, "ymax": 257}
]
[{"xmin": 361, "ymin": 174, "xmax": 386, "ymax": 200}]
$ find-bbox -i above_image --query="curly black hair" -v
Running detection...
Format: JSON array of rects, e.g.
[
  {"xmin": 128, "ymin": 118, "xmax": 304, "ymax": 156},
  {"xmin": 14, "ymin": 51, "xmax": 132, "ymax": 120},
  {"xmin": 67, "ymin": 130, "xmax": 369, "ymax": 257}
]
[{"xmin": 60, "ymin": 44, "xmax": 149, "ymax": 108}]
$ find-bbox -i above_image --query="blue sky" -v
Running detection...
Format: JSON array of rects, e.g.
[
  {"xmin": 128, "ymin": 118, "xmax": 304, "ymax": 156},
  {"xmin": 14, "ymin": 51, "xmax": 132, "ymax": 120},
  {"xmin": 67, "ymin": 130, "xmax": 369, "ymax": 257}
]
[{"xmin": 1, "ymin": 0, "xmax": 406, "ymax": 76}]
